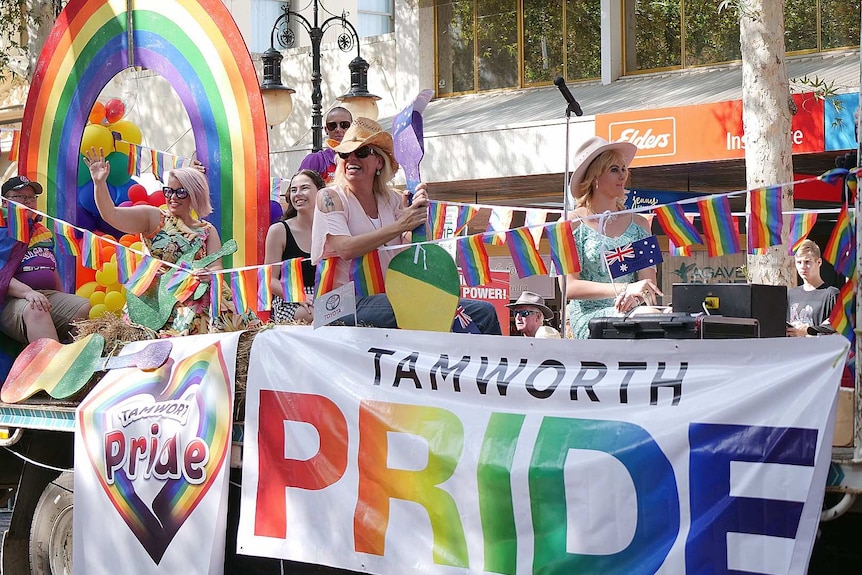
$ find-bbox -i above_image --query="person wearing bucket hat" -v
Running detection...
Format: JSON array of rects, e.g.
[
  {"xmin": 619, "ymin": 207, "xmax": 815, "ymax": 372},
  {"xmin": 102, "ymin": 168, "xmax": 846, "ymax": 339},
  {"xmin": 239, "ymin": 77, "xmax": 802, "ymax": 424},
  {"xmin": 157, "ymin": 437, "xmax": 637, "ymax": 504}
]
[
  {"xmin": 0, "ymin": 176, "xmax": 90, "ymax": 344},
  {"xmin": 311, "ymin": 118, "xmax": 501, "ymax": 334},
  {"xmin": 506, "ymin": 291, "xmax": 558, "ymax": 337},
  {"xmin": 562, "ymin": 137, "xmax": 663, "ymax": 339}
]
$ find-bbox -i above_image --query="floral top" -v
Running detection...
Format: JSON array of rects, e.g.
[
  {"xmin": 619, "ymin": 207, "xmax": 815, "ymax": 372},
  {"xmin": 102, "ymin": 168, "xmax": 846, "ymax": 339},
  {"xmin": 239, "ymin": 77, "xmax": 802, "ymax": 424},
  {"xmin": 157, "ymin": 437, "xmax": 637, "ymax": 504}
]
[{"xmin": 143, "ymin": 211, "xmax": 212, "ymax": 265}]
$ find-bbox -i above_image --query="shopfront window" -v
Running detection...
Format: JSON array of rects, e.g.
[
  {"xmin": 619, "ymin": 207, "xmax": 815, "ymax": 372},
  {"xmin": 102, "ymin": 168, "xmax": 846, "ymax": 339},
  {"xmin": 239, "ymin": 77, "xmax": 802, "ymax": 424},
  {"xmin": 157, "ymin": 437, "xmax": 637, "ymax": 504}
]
[{"xmin": 626, "ymin": 0, "xmax": 860, "ymax": 73}]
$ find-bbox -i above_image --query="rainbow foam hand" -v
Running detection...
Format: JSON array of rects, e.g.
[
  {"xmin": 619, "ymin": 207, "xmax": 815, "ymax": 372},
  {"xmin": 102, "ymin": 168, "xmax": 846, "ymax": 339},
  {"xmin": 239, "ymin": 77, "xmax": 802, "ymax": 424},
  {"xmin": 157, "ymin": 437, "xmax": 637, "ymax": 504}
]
[
  {"xmin": 0, "ymin": 335, "xmax": 172, "ymax": 403},
  {"xmin": 392, "ymin": 89, "xmax": 434, "ymax": 242},
  {"xmin": 126, "ymin": 239, "xmax": 237, "ymax": 330}
]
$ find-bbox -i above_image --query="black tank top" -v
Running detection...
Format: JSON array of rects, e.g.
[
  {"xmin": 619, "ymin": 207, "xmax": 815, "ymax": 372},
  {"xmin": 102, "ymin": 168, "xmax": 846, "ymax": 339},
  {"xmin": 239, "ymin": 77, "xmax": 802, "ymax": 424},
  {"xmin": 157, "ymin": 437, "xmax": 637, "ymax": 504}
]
[{"xmin": 281, "ymin": 220, "xmax": 315, "ymax": 288}]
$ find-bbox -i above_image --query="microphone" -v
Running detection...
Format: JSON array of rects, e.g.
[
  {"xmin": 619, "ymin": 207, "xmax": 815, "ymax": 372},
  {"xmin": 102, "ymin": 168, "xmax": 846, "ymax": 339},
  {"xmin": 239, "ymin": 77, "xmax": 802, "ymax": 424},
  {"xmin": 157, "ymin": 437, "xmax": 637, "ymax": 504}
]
[{"xmin": 554, "ymin": 77, "xmax": 583, "ymax": 116}]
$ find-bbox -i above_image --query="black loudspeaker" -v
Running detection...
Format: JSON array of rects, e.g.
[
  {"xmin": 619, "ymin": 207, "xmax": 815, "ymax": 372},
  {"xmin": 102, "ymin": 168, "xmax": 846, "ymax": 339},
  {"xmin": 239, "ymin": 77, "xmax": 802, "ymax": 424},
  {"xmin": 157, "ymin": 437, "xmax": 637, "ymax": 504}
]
[{"xmin": 671, "ymin": 283, "xmax": 787, "ymax": 338}]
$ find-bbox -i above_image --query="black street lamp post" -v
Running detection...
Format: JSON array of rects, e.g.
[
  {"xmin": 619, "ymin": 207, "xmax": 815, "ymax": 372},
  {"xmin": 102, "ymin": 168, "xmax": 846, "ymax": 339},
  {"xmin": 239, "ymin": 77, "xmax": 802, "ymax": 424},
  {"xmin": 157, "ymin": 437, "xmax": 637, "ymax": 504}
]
[{"xmin": 260, "ymin": 1, "xmax": 381, "ymax": 152}]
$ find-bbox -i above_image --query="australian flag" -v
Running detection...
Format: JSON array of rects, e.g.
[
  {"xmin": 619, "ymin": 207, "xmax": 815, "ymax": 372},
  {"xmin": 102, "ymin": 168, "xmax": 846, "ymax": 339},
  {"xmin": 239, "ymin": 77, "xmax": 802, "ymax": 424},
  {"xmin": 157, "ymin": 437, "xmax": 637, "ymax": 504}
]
[
  {"xmin": 604, "ymin": 235, "xmax": 663, "ymax": 279},
  {"xmin": 451, "ymin": 305, "xmax": 481, "ymax": 333}
]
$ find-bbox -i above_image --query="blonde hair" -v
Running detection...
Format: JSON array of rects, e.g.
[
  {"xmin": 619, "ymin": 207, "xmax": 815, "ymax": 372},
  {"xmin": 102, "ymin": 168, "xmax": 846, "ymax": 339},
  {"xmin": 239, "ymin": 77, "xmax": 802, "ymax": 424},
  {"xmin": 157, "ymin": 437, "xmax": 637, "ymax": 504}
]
[
  {"xmin": 168, "ymin": 167, "xmax": 212, "ymax": 218},
  {"xmin": 576, "ymin": 149, "xmax": 629, "ymax": 210},
  {"xmin": 795, "ymin": 239, "xmax": 821, "ymax": 259},
  {"xmin": 333, "ymin": 144, "xmax": 398, "ymax": 200}
]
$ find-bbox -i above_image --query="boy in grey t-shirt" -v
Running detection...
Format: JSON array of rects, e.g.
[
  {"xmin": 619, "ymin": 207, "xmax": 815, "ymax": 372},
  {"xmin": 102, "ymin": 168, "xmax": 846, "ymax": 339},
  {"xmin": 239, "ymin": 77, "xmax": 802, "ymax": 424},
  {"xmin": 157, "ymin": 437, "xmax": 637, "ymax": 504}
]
[{"xmin": 786, "ymin": 239, "xmax": 839, "ymax": 336}]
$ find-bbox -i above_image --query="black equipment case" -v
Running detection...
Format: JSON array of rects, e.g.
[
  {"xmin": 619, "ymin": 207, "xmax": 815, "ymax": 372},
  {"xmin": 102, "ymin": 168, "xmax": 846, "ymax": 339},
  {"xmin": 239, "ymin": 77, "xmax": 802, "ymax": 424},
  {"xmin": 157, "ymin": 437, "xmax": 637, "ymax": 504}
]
[{"xmin": 588, "ymin": 313, "xmax": 760, "ymax": 340}]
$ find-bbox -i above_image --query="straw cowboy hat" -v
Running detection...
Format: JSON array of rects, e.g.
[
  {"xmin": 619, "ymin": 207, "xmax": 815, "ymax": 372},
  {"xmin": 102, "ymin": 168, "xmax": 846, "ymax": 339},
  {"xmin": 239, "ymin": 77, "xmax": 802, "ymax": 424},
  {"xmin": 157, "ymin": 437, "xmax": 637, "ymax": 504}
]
[
  {"xmin": 327, "ymin": 117, "xmax": 399, "ymax": 172},
  {"xmin": 569, "ymin": 136, "xmax": 637, "ymax": 199},
  {"xmin": 506, "ymin": 291, "xmax": 553, "ymax": 320}
]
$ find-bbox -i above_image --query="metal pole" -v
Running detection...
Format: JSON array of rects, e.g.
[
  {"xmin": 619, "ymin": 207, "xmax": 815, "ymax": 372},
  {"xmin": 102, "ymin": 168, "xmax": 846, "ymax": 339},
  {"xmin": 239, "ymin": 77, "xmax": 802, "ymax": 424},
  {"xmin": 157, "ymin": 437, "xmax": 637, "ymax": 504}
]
[
  {"xmin": 310, "ymin": 0, "xmax": 324, "ymax": 152},
  {"xmin": 560, "ymin": 108, "xmax": 571, "ymax": 336},
  {"xmin": 854, "ymin": 3, "xmax": 861, "ymax": 461}
]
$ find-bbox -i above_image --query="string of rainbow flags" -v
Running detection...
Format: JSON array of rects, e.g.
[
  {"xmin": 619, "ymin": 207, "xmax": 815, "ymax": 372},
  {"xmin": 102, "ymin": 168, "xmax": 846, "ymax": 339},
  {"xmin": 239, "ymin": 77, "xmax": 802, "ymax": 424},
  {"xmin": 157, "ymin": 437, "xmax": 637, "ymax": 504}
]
[{"xmin": 1, "ymin": 165, "xmax": 857, "ymax": 319}]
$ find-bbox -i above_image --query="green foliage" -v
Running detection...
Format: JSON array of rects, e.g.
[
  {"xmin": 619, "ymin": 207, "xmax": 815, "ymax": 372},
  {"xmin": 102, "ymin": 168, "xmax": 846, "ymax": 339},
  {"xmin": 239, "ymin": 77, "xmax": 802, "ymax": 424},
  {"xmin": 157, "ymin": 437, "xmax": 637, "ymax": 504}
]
[{"xmin": 0, "ymin": 0, "xmax": 66, "ymax": 81}]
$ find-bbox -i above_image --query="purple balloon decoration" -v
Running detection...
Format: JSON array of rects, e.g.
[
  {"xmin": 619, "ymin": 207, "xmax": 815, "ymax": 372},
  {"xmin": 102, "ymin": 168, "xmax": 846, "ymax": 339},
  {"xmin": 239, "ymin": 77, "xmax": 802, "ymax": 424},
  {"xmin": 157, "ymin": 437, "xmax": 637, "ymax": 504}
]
[{"xmin": 270, "ymin": 200, "xmax": 283, "ymax": 224}]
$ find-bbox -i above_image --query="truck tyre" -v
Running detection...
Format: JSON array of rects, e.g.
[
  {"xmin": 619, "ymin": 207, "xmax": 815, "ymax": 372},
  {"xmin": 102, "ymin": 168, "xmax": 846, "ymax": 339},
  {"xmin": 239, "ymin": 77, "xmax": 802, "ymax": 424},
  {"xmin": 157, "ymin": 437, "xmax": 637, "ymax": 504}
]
[{"xmin": 28, "ymin": 471, "xmax": 73, "ymax": 575}]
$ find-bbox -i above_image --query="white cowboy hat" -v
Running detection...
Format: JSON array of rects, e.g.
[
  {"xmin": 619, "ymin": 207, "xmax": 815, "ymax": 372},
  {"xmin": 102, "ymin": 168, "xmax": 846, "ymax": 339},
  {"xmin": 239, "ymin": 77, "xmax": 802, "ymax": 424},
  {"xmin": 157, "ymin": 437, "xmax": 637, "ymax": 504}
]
[
  {"xmin": 506, "ymin": 291, "xmax": 553, "ymax": 320},
  {"xmin": 568, "ymin": 136, "xmax": 637, "ymax": 199}
]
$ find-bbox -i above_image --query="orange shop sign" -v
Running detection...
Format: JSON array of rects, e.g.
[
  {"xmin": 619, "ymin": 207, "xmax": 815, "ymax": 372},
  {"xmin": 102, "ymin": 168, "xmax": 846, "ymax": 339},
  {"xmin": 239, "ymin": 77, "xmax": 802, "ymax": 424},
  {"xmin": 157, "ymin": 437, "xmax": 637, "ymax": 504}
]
[{"xmin": 595, "ymin": 93, "xmax": 824, "ymax": 168}]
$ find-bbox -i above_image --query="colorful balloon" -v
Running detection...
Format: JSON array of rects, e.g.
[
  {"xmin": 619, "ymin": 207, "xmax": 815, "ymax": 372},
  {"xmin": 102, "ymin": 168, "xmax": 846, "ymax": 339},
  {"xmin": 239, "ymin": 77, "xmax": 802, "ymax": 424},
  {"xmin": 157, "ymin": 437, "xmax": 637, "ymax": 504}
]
[
  {"xmin": 75, "ymin": 281, "xmax": 99, "ymax": 301},
  {"xmin": 128, "ymin": 184, "xmax": 148, "ymax": 203},
  {"xmin": 104, "ymin": 290, "xmax": 126, "ymax": 312},
  {"xmin": 105, "ymin": 152, "xmax": 130, "ymax": 186},
  {"xmin": 88, "ymin": 101, "xmax": 106, "ymax": 124},
  {"xmin": 88, "ymin": 303, "xmax": 108, "ymax": 319},
  {"xmin": 148, "ymin": 190, "xmax": 166, "ymax": 207},
  {"xmin": 110, "ymin": 119, "xmax": 142, "ymax": 156},
  {"xmin": 80, "ymin": 124, "xmax": 114, "ymax": 155},
  {"xmin": 105, "ymin": 98, "xmax": 125, "ymax": 124}
]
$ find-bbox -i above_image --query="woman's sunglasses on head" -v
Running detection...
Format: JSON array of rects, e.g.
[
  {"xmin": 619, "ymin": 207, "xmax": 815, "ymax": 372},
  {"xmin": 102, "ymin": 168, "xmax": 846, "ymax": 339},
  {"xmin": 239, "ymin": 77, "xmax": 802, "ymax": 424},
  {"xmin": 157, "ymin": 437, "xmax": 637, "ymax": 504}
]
[
  {"xmin": 337, "ymin": 146, "xmax": 376, "ymax": 160},
  {"xmin": 162, "ymin": 186, "xmax": 189, "ymax": 199},
  {"xmin": 326, "ymin": 121, "xmax": 352, "ymax": 131}
]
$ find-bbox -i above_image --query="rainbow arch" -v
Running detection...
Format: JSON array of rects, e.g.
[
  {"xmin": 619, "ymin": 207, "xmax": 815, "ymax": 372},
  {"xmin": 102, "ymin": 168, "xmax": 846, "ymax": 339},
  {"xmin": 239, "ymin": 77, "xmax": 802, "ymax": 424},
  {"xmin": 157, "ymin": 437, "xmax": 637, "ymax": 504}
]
[{"xmin": 19, "ymin": 0, "xmax": 270, "ymax": 268}]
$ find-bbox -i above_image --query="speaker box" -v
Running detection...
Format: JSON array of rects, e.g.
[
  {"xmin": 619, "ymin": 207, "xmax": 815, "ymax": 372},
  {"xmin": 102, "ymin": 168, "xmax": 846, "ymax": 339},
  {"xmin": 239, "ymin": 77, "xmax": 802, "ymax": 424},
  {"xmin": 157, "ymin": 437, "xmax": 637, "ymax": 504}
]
[{"xmin": 671, "ymin": 283, "xmax": 787, "ymax": 338}]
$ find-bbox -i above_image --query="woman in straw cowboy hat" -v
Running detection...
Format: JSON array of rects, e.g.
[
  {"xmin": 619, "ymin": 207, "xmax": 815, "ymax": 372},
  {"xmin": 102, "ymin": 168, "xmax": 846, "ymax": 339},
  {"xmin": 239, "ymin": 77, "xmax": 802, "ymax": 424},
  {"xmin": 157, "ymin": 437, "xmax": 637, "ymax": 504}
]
[
  {"xmin": 563, "ymin": 136, "xmax": 663, "ymax": 339},
  {"xmin": 311, "ymin": 118, "xmax": 501, "ymax": 333}
]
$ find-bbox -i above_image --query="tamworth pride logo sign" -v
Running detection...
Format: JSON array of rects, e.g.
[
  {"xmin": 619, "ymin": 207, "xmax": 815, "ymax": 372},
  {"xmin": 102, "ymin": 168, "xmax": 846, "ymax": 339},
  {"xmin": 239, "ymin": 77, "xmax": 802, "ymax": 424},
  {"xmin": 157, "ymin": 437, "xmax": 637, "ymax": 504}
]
[{"xmin": 238, "ymin": 328, "xmax": 845, "ymax": 575}]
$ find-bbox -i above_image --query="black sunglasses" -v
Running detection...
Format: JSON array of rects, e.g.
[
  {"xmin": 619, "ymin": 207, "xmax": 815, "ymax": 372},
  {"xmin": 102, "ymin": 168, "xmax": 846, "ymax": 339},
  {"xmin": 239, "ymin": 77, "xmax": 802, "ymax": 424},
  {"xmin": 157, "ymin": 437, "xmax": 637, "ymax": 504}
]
[
  {"xmin": 338, "ymin": 146, "xmax": 376, "ymax": 160},
  {"xmin": 326, "ymin": 121, "xmax": 352, "ymax": 131},
  {"xmin": 513, "ymin": 310, "xmax": 538, "ymax": 318},
  {"xmin": 162, "ymin": 186, "xmax": 189, "ymax": 199}
]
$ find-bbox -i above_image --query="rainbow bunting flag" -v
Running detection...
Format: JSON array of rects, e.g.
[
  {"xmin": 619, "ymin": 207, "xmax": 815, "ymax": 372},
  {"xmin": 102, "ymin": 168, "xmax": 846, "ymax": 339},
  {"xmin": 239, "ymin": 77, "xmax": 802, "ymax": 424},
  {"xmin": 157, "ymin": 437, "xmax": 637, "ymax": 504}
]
[
  {"xmin": 6, "ymin": 204, "xmax": 29, "ymax": 244},
  {"xmin": 546, "ymin": 219, "xmax": 581, "ymax": 275},
  {"xmin": 230, "ymin": 270, "xmax": 248, "ymax": 314},
  {"xmin": 7, "ymin": 129, "xmax": 20, "ymax": 162},
  {"xmin": 80, "ymin": 230, "xmax": 101, "ymax": 269},
  {"xmin": 485, "ymin": 207, "xmax": 513, "ymax": 245},
  {"xmin": 52, "ymin": 221, "xmax": 81, "ymax": 256},
  {"xmin": 668, "ymin": 236, "xmax": 691, "ymax": 257},
  {"xmin": 747, "ymin": 186, "xmax": 783, "ymax": 252},
  {"xmin": 506, "ymin": 227, "xmax": 548, "ymax": 278},
  {"xmin": 456, "ymin": 234, "xmax": 491, "ymax": 286},
  {"xmin": 454, "ymin": 205, "xmax": 479, "ymax": 235},
  {"xmin": 164, "ymin": 263, "xmax": 199, "ymax": 303},
  {"xmin": 210, "ymin": 273, "xmax": 224, "ymax": 318},
  {"xmin": 829, "ymin": 278, "xmax": 856, "ymax": 343},
  {"xmin": 115, "ymin": 245, "xmax": 136, "ymax": 284},
  {"xmin": 281, "ymin": 258, "xmax": 306, "ymax": 302},
  {"xmin": 257, "ymin": 264, "xmax": 273, "ymax": 310},
  {"xmin": 0, "ymin": 207, "xmax": 6, "ymax": 227},
  {"xmin": 818, "ymin": 168, "xmax": 848, "ymax": 185},
  {"xmin": 28, "ymin": 221, "xmax": 52, "ymax": 248},
  {"xmin": 427, "ymin": 201, "xmax": 447, "ymax": 240},
  {"xmin": 525, "ymin": 209, "xmax": 547, "ymax": 247},
  {"xmin": 314, "ymin": 258, "xmax": 339, "ymax": 298},
  {"xmin": 350, "ymin": 250, "xmax": 386, "ymax": 297},
  {"xmin": 787, "ymin": 212, "xmax": 817, "ymax": 255},
  {"xmin": 124, "ymin": 255, "xmax": 161, "ymax": 297},
  {"xmin": 823, "ymin": 204, "xmax": 855, "ymax": 277},
  {"xmin": 654, "ymin": 203, "xmax": 702, "ymax": 248},
  {"xmin": 127, "ymin": 144, "xmax": 138, "ymax": 176},
  {"xmin": 848, "ymin": 169, "xmax": 858, "ymax": 203},
  {"xmin": 697, "ymin": 195, "xmax": 740, "ymax": 257}
]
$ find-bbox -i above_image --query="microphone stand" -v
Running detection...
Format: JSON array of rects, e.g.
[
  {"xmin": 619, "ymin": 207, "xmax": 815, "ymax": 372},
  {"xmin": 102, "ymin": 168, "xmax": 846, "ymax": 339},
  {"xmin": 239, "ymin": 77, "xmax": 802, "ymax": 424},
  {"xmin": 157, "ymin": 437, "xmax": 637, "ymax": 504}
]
[{"xmin": 559, "ymin": 102, "xmax": 577, "ymax": 336}]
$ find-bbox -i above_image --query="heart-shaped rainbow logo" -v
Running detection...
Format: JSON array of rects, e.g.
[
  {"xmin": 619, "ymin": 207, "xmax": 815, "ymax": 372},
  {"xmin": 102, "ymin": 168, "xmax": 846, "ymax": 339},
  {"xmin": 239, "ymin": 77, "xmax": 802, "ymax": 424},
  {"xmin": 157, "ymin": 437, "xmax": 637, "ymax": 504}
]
[{"xmin": 78, "ymin": 342, "xmax": 233, "ymax": 564}]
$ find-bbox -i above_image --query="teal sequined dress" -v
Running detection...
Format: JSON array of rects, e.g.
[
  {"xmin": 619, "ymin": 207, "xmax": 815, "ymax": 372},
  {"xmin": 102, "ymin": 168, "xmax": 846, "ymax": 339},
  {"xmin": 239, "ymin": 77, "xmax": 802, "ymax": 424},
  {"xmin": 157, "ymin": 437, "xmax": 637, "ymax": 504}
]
[{"xmin": 567, "ymin": 219, "xmax": 650, "ymax": 339}]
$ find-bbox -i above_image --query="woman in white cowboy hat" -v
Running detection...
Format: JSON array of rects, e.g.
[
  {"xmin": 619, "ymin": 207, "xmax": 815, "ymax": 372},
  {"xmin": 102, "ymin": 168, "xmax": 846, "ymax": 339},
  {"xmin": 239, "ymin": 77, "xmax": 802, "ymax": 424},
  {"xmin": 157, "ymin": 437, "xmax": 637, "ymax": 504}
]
[
  {"xmin": 563, "ymin": 136, "xmax": 663, "ymax": 339},
  {"xmin": 311, "ymin": 118, "xmax": 501, "ymax": 334}
]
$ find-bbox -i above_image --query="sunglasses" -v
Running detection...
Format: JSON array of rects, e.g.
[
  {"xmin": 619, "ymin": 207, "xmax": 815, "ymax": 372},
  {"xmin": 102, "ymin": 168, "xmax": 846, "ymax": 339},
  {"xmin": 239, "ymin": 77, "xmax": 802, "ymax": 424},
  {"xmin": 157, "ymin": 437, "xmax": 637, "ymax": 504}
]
[
  {"xmin": 338, "ymin": 146, "xmax": 376, "ymax": 160},
  {"xmin": 513, "ymin": 310, "xmax": 538, "ymax": 318},
  {"xmin": 326, "ymin": 121, "xmax": 352, "ymax": 131},
  {"xmin": 162, "ymin": 186, "xmax": 189, "ymax": 199}
]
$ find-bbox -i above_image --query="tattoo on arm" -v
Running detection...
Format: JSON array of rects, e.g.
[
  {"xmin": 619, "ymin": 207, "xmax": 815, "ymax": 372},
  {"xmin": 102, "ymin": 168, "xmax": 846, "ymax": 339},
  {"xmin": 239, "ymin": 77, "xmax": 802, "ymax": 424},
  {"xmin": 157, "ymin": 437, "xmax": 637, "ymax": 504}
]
[{"xmin": 322, "ymin": 191, "xmax": 335, "ymax": 212}]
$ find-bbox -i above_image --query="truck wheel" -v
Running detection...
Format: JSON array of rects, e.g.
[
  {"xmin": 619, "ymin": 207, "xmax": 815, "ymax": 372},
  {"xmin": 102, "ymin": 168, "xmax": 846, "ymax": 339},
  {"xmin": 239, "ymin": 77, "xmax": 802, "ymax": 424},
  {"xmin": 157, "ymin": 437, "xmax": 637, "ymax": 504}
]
[{"xmin": 28, "ymin": 472, "xmax": 73, "ymax": 575}]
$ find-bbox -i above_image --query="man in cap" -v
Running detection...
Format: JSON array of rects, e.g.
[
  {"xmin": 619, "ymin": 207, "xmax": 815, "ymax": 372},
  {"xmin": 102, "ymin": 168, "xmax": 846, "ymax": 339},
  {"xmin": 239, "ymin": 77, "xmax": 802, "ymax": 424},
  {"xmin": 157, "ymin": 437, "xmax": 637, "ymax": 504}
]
[
  {"xmin": 0, "ymin": 176, "xmax": 90, "ymax": 343},
  {"xmin": 507, "ymin": 291, "xmax": 558, "ymax": 337}
]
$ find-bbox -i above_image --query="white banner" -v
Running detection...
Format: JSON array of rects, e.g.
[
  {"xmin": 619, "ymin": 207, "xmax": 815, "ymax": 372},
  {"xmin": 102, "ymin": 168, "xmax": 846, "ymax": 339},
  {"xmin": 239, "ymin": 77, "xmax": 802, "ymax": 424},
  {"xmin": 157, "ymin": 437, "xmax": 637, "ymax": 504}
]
[
  {"xmin": 74, "ymin": 332, "xmax": 241, "ymax": 575},
  {"xmin": 238, "ymin": 327, "xmax": 847, "ymax": 575}
]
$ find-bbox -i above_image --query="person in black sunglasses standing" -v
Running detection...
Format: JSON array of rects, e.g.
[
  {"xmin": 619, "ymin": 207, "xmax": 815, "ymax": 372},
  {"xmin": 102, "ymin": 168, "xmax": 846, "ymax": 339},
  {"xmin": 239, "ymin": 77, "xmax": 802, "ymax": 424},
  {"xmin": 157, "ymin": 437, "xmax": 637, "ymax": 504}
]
[
  {"xmin": 84, "ymin": 147, "xmax": 258, "ymax": 334},
  {"xmin": 298, "ymin": 106, "xmax": 352, "ymax": 184},
  {"xmin": 311, "ymin": 118, "xmax": 501, "ymax": 334}
]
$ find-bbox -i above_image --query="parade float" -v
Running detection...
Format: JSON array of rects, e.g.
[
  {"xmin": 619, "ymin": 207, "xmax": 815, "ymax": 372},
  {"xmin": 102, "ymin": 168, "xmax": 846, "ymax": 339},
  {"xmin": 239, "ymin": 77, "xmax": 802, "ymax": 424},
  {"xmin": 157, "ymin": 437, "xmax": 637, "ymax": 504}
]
[{"xmin": 0, "ymin": 1, "xmax": 858, "ymax": 575}]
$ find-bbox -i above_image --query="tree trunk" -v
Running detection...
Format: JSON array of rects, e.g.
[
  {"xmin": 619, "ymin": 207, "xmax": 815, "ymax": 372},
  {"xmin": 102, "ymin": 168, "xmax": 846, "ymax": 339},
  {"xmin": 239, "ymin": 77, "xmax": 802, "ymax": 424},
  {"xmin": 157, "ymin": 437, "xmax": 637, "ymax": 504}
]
[{"xmin": 740, "ymin": 0, "xmax": 796, "ymax": 287}]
